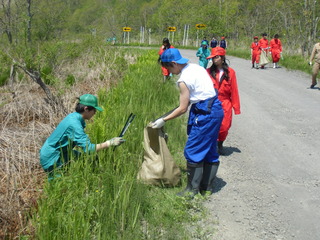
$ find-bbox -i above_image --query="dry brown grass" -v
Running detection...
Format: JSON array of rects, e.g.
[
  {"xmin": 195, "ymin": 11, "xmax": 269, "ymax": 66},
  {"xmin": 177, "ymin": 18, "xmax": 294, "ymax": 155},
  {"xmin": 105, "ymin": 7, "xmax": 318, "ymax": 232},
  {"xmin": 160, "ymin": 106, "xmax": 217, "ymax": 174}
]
[
  {"xmin": 0, "ymin": 49, "xmax": 137, "ymax": 239},
  {"xmin": 0, "ymin": 85, "xmax": 53, "ymax": 238}
]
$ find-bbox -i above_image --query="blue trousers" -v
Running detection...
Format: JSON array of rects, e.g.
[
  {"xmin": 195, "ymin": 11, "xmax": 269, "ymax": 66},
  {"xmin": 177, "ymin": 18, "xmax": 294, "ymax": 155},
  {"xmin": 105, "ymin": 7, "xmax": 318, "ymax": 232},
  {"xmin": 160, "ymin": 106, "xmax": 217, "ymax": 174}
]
[{"xmin": 185, "ymin": 97, "xmax": 224, "ymax": 164}]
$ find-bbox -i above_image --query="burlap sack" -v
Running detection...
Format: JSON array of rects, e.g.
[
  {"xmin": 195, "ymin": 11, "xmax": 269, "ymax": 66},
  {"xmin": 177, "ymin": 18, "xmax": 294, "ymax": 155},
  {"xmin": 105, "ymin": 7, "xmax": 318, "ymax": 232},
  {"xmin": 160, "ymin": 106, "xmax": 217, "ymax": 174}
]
[
  {"xmin": 260, "ymin": 50, "xmax": 269, "ymax": 66},
  {"xmin": 137, "ymin": 126, "xmax": 181, "ymax": 187}
]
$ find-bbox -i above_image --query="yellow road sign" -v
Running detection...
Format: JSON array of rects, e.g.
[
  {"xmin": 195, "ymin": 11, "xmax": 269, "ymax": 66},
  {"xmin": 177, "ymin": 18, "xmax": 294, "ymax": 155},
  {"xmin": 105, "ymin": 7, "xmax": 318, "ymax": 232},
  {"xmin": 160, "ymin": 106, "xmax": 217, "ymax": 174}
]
[
  {"xmin": 167, "ymin": 27, "xmax": 176, "ymax": 32},
  {"xmin": 123, "ymin": 27, "xmax": 131, "ymax": 32},
  {"xmin": 196, "ymin": 24, "xmax": 206, "ymax": 29}
]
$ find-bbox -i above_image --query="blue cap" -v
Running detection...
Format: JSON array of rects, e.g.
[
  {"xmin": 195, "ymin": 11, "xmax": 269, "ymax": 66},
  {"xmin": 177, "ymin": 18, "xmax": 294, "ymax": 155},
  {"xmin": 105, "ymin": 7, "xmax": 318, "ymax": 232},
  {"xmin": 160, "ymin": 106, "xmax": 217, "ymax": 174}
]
[{"xmin": 161, "ymin": 48, "xmax": 189, "ymax": 64}]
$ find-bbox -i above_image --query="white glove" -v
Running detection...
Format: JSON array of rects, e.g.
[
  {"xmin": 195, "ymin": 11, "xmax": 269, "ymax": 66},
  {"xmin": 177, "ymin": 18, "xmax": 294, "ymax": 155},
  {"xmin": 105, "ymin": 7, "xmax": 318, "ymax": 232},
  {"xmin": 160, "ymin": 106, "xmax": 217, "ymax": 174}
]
[
  {"xmin": 106, "ymin": 137, "xmax": 125, "ymax": 147},
  {"xmin": 309, "ymin": 61, "xmax": 312, "ymax": 66},
  {"xmin": 152, "ymin": 118, "xmax": 165, "ymax": 129}
]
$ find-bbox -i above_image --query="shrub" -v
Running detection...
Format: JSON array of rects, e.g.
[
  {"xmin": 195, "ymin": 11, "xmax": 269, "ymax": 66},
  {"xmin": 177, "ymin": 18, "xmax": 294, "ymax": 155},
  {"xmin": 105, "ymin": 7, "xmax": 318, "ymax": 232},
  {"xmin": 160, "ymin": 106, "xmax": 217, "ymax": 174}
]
[
  {"xmin": 65, "ymin": 74, "xmax": 76, "ymax": 86},
  {"xmin": 0, "ymin": 68, "xmax": 10, "ymax": 86}
]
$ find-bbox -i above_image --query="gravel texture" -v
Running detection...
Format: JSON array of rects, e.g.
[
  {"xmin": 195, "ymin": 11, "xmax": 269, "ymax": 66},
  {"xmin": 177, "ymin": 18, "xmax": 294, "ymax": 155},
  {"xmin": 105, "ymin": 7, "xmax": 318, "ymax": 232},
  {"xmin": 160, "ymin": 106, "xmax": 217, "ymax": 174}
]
[{"xmin": 180, "ymin": 49, "xmax": 320, "ymax": 240}]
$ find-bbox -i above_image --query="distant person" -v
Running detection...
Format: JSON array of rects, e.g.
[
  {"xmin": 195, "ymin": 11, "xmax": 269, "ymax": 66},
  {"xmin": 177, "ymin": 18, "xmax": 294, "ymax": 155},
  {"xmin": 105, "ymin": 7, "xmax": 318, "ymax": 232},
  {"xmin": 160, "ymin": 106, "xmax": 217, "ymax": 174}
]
[
  {"xmin": 158, "ymin": 38, "xmax": 174, "ymax": 82},
  {"xmin": 201, "ymin": 37, "xmax": 209, "ymax": 47},
  {"xmin": 251, "ymin": 36, "xmax": 261, "ymax": 69},
  {"xmin": 219, "ymin": 36, "xmax": 227, "ymax": 49},
  {"xmin": 270, "ymin": 34, "xmax": 283, "ymax": 68},
  {"xmin": 210, "ymin": 37, "xmax": 218, "ymax": 48},
  {"xmin": 152, "ymin": 48, "xmax": 224, "ymax": 198},
  {"xmin": 40, "ymin": 94, "xmax": 125, "ymax": 180},
  {"xmin": 206, "ymin": 47, "xmax": 241, "ymax": 155},
  {"xmin": 196, "ymin": 41, "xmax": 211, "ymax": 68},
  {"xmin": 309, "ymin": 39, "xmax": 320, "ymax": 89},
  {"xmin": 111, "ymin": 36, "xmax": 116, "ymax": 45},
  {"xmin": 258, "ymin": 33, "xmax": 269, "ymax": 69}
]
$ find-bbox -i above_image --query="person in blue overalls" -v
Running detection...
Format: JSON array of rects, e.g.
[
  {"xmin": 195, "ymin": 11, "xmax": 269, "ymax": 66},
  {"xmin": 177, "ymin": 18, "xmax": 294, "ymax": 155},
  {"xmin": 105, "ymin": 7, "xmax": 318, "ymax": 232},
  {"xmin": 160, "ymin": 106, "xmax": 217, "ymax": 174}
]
[
  {"xmin": 152, "ymin": 48, "xmax": 224, "ymax": 198},
  {"xmin": 210, "ymin": 37, "xmax": 218, "ymax": 48},
  {"xmin": 40, "ymin": 94, "xmax": 124, "ymax": 180},
  {"xmin": 220, "ymin": 36, "xmax": 227, "ymax": 49},
  {"xmin": 196, "ymin": 41, "xmax": 211, "ymax": 68}
]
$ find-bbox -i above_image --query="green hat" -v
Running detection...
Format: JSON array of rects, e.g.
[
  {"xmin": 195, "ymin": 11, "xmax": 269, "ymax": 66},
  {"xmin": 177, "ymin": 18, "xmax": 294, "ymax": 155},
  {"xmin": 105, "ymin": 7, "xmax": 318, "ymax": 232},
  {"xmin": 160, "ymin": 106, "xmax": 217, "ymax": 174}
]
[
  {"xmin": 201, "ymin": 41, "xmax": 208, "ymax": 46},
  {"xmin": 79, "ymin": 94, "xmax": 103, "ymax": 112}
]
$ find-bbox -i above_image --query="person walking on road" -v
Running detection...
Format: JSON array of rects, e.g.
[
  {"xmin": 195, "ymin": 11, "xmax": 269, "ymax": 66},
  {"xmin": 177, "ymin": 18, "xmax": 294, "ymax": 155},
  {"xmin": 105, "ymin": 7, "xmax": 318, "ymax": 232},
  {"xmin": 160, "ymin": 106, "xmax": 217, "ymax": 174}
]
[
  {"xmin": 201, "ymin": 37, "xmax": 209, "ymax": 47},
  {"xmin": 152, "ymin": 48, "xmax": 224, "ymax": 198},
  {"xmin": 158, "ymin": 38, "xmax": 174, "ymax": 82},
  {"xmin": 210, "ymin": 37, "xmax": 218, "ymax": 48},
  {"xmin": 251, "ymin": 36, "xmax": 261, "ymax": 69},
  {"xmin": 270, "ymin": 34, "xmax": 283, "ymax": 68},
  {"xmin": 206, "ymin": 47, "xmax": 241, "ymax": 155},
  {"xmin": 309, "ymin": 39, "xmax": 320, "ymax": 89},
  {"xmin": 40, "ymin": 94, "xmax": 125, "ymax": 180},
  {"xmin": 219, "ymin": 36, "xmax": 227, "ymax": 49},
  {"xmin": 196, "ymin": 41, "xmax": 211, "ymax": 69},
  {"xmin": 259, "ymin": 33, "xmax": 270, "ymax": 69}
]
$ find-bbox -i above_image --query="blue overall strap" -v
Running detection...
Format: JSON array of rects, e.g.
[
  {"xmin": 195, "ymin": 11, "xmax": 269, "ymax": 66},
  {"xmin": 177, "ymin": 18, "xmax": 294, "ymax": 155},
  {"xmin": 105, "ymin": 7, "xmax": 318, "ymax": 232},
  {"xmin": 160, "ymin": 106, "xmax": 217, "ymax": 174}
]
[{"xmin": 191, "ymin": 96, "xmax": 217, "ymax": 115}]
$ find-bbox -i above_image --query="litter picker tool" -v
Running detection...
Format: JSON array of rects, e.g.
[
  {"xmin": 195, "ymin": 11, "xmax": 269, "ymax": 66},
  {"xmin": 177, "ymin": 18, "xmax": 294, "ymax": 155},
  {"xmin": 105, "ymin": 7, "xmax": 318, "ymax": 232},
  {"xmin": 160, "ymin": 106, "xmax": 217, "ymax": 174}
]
[{"xmin": 113, "ymin": 113, "xmax": 136, "ymax": 151}]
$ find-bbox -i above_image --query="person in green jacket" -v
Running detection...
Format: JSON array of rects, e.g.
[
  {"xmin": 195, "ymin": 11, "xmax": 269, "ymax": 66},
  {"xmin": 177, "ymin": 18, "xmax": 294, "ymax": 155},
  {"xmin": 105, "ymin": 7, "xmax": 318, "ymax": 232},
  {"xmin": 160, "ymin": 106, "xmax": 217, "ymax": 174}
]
[
  {"xmin": 196, "ymin": 41, "xmax": 211, "ymax": 69},
  {"xmin": 40, "ymin": 94, "xmax": 124, "ymax": 177}
]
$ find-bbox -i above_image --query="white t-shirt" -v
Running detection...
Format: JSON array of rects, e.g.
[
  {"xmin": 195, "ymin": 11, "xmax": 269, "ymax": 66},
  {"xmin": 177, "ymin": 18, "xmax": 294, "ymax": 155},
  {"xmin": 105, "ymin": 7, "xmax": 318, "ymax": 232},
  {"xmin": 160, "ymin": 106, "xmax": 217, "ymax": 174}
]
[{"xmin": 177, "ymin": 63, "xmax": 216, "ymax": 104}]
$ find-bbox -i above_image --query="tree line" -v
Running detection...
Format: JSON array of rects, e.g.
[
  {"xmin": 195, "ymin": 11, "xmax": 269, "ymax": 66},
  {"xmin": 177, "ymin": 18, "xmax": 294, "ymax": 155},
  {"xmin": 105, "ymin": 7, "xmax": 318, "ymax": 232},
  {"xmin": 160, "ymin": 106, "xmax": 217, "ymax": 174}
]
[{"xmin": 0, "ymin": 0, "xmax": 319, "ymax": 53}]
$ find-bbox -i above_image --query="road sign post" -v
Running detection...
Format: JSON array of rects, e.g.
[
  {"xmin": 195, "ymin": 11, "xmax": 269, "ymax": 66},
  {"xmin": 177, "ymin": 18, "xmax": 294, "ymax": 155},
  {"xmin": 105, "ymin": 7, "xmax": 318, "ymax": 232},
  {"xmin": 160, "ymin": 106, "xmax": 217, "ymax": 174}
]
[
  {"xmin": 195, "ymin": 24, "xmax": 206, "ymax": 46},
  {"xmin": 123, "ymin": 27, "xmax": 131, "ymax": 32},
  {"xmin": 195, "ymin": 24, "xmax": 206, "ymax": 30},
  {"xmin": 123, "ymin": 27, "xmax": 131, "ymax": 44},
  {"xmin": 167, "ymin": 27, "xmax": 176, "ymax": 44}
]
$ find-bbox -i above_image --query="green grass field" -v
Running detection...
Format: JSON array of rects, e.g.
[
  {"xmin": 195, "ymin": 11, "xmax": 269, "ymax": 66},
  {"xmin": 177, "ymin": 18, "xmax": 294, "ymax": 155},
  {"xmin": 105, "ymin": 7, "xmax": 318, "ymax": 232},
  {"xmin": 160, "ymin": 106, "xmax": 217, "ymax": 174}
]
[{"xmin": 33, "ymin": 49, "xmax": 203, "ymax": 240}]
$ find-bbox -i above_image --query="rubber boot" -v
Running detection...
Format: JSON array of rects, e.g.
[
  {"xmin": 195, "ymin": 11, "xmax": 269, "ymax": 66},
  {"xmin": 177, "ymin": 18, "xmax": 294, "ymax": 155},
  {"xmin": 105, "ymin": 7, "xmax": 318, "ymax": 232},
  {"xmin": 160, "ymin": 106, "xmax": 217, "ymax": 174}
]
[
  {"xmin": 177, "ymin": 162, "xmax": 203, "ymax": 199},
  {"xmin": 200, "ymin": 161, "xmax": 220, "ymax": 195},
  {"xmin": 218, "ymin": 141, "xmax": 225, "ymax": 155},
  {"xmin": 255, "ymin": 63, "xmax": 259, "ymax": 69},
  {"xmin": 252, "ymin": 63, "xmax": 255, "ymax": 69}
]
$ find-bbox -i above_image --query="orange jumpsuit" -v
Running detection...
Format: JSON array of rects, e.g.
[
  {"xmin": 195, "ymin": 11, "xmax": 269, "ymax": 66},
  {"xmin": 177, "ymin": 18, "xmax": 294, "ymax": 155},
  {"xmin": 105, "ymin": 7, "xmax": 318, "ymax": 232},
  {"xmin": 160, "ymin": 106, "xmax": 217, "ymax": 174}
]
[
  {"xmin": 158, "ymin": 45, "xmax": 174, "ymax": 76},
  {"xmin": 270, "ymin": 38, "xmax": 282, "ymax": 63},
  {"xmin": 207, "ymin": 68, "xmax": 241, "ymax": 142},
  {"xmin": 259, "ymin": 38, "xmax": 269, "ymax": 51},
  {"xmin": 251, "ymin": 42, "xmax": 261, "ymax": 64}
]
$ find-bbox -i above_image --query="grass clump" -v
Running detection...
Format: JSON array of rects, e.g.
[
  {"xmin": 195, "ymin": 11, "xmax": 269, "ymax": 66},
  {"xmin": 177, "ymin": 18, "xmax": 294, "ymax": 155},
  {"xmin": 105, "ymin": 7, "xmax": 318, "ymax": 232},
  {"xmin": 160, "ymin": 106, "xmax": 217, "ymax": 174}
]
[{"xmin": 33, "ymin": 49, "xmax": 197, "ymax": 239}]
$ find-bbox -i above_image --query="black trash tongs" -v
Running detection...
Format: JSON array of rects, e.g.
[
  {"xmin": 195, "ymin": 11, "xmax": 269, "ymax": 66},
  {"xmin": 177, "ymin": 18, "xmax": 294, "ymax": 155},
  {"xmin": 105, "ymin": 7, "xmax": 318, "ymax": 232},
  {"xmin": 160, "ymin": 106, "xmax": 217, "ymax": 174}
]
[{"xmin": 113, "ymin": 113, "xmax": 136, "ymax": 151}]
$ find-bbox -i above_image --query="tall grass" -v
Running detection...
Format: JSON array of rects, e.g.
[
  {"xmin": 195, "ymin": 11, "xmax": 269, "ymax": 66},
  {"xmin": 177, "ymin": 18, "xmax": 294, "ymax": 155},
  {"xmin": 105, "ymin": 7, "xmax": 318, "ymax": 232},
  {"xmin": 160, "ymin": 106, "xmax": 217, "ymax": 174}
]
[
  {"xmin": 33, "ymin": 50, "xmax": 195, "ymax": 239},
  {"xmin": 0, "ymin": 41, "xmax": 150, "ymax": 238}
]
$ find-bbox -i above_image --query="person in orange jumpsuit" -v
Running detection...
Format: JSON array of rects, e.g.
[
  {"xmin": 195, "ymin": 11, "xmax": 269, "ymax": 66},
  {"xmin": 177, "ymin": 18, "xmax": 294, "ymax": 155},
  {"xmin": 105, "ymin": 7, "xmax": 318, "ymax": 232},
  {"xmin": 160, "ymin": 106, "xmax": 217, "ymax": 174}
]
[
  {"xmin": 206, "ymin": 47, "xmax": 241, "ymax": 155},
  {"xmin": 251, "ymin": 36, "xmax": 261, "ymax": 69},
  {"xmin": 258, "ymin": 33, "xmax": 269, "ymax": 69},
  {"xmin": 158, "ymin": 38, "xmax": 174, "ymax": 82},
  {"xmin": 270, "ymin": 34, "xmax": 283, "ymax": 68}
]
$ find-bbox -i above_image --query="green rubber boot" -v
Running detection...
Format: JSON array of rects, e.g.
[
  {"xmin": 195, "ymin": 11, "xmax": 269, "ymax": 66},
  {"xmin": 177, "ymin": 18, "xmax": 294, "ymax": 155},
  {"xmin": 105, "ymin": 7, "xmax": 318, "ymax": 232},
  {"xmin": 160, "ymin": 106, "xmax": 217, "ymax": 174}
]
[
  {"xmin": 200, "ymin": 161, "xmax": 220, "ymax": 195},
  {"xmin": 177, "ymin": 162, "xmax": 203, "ymax": 199}
]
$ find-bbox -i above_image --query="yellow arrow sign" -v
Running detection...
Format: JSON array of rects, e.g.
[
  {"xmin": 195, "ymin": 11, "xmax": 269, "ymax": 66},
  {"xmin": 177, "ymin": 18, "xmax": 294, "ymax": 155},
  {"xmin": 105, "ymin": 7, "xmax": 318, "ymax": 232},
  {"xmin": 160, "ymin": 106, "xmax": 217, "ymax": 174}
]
[
  {"xmin": 167, "ymin": 27, "xmax": 176, "ymax": 32},
  {"xmin": 196, "ymin": 24, "xmax": 206, "ymax": 29},
  {"xmin": 123, "ymin": 27, "xmax": 131, "ymax": 32}
]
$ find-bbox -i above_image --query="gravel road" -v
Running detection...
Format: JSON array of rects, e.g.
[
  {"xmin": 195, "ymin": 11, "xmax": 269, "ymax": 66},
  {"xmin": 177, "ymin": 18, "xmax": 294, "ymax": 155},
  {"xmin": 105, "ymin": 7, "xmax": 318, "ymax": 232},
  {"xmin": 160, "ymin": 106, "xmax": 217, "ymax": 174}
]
[{"xmin": 179, "ymin": 49, "xmax": 320, "ymax": 240}]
